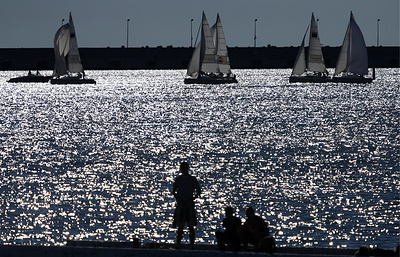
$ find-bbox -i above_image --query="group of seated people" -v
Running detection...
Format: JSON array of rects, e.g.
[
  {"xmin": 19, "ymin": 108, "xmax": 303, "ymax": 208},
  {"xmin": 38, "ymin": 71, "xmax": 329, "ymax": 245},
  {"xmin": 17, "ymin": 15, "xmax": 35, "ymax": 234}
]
[{"xmin": 215, "ymin": 206, "xmax": 276, "ymax": 253}]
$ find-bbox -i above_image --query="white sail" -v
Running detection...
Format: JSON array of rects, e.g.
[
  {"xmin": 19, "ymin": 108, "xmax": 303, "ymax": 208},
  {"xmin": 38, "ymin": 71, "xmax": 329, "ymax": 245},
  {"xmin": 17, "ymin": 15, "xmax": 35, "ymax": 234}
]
[
  {"xmin": 334, "ymin": 24, "xmax": 350, "ymax": 75},
  {"xmin": 212, "ymin": 14, "xmax": 231, "ymax": 74},
  {"xmin": 291, "ymin": 27, "xmax": 308, "ymax": 76},
  {"xmin": 200, "ymin": 12, "xmax": 218, "ymax": 74},
  {"xmin": 53, "ymin": 24, "xmax": 70, "ymax": 76},
  {"xmin": 187, "ymin": 43, "xmax": 201, "ymax": 78},
  {"xmin": 67, "ymin": 13, "xmax": 84, "ymax": 74},
  {"xmin": 307, "ymin": 13, "xmax": 326, "ymax": 73},
  {"xmin": 334, "ymin": 12, "xmax": 368, "ymax": 76},
  {"xmin": 187, "ymin": 12, "xmax": 218, "ymax": 78},
  {"xmin": 347, "ymin": 12, "xmax": 368, "ymax": 75}
]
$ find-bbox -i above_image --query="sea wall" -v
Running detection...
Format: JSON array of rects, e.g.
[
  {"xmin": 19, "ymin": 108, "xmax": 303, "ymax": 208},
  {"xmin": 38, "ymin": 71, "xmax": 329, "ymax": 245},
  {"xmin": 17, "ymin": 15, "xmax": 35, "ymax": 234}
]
[
  {"xmin": 0, "ymin": 244, "xmax": 360, "ymax": 257},
  {"xmin": 0, "ymin": 46, "xmax": 398, "ymax": 70}
]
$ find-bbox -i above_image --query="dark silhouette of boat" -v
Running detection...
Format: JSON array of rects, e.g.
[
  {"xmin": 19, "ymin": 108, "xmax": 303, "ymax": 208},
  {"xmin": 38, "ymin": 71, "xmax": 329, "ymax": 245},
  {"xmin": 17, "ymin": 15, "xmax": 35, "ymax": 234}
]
[{"xmin": 8, "ymin": 71, "xmax": 51, "ymax": 83}]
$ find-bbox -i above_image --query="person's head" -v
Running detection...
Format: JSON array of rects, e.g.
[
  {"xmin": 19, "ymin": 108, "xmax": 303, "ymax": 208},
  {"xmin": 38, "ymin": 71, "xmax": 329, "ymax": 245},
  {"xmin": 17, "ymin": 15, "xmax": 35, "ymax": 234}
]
[
  {"xmin": 180, "ymin": 162, "xmax": 189, "ymax": 175},
  {"xmin": 246, "ymin": 207, "xmax": 255, "ymax": 218},
  {"xmin": 225, "ymin": 206, "xmax": 234, "ymax": 217}
]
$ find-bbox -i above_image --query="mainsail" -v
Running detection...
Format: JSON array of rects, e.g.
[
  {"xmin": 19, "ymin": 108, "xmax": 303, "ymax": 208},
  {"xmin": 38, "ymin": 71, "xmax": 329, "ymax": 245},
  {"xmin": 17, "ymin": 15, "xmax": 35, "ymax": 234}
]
[
  {"xmin": 211, "ymin": 14, "xmax": 231, "ymax": 74},
  {"xmin": 187, "ymin": 12, "xmax": 218, "ymax": 78},
  {"xmin": 53, "ymin": 13, "xmax": 84, "ymax": 77},
  {"xmin": 291, "ymin": 13, "xmax": 326, "ymax": 76},
  {"xmin": 67, "ymin": 13, "xmax": 84, "ymax": 74},
  {"xmin": 334, "ymin": 12, "xmax": 368, "ymax": 76},
  {"xmin": 307, "ymin": 13, "xmax": 326, "ymax": 73}
]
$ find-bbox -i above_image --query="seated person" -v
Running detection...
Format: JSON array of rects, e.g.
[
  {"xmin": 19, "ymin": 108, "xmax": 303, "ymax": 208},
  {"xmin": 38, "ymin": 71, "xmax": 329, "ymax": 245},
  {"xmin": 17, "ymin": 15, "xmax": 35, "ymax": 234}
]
[
  {"xmin": 239, "ymin": 207, "xmax": 270, "ymax": 249},
  {"xmin": 216, "ymin": 206, "xmax": 242, "ymax": 251}
]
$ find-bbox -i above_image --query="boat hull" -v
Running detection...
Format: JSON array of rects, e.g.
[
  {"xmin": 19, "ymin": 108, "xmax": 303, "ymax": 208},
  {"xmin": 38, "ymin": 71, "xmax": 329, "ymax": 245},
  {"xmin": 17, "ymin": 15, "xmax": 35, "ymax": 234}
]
[
  {"xmin": 184, "ymin": 76, "xmax": 238, "ymax": 84},
  {"xmin": 50, "ymin": 77, "xmax": 96, "ymax": 84},
  {"xmin": 331, "ymin": 76, "xmax": 373, "ymax": 83},
  {"xmin": 289, "ymin": 76, "xmax": 331, "ymax": 83},
  {"xmin": 8, "ymin": 75, "xmax": 52, "ymax": 83}
]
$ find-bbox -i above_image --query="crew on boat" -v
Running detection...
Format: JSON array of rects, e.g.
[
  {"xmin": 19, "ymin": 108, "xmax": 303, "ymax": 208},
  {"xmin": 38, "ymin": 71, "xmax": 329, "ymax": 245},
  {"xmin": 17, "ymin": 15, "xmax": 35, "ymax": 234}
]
[{"xmin": 197, "ymin": 71, "xmax": 236, "ymax": 80}]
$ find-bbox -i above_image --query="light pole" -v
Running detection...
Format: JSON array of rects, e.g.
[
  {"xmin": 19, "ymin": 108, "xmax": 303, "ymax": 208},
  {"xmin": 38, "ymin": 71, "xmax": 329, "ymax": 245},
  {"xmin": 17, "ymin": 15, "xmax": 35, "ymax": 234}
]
[
  {"xmin": 254, "ymin": 19, "xmax": 257, "ymax": 47},
  {"xmin": 61, "ymin": 19, "xmax": 64, "ymax": 26},
  {"xmin": 191, "ymin": 19, "xmax": 194, "ymax": 47},
  {"xmin": 127, "ymin": 19, "xmax": 130, "ymax": 48},
  {"xmin": 377, "ymin": 18, "xmax": 380, "ymax": 47}
]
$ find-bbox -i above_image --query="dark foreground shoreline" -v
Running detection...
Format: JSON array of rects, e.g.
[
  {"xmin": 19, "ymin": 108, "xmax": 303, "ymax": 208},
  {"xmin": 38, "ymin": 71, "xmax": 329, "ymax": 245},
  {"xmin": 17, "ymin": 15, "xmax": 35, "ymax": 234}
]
[
  {"xmin": 0, "ymin": 244, "xmax": 358, "ymax": 257},
  {"xmin": 0, "ymin": 242, "xmax": 397, "ymax": 257},
  {"xmin": 0, "ymin": 46, "xmax": 398, "ymax": 71}
]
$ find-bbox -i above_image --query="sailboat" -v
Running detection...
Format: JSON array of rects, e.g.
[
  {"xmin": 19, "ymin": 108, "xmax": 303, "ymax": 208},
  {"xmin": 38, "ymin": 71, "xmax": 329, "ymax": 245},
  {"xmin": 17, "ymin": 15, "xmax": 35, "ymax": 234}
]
[
  {"xmin": 8, "ymin": 70, "xmax": 52, "ymax": 83},
  {"xmin": 184, "ymin": 12, "xmax": 237, "ymax": 84},
  {"xmin": 289, "ymin": 13, "xmax": 330, "ymax": 83},
  {"xmin": 331, "ymin": 12, "xmax": 374, "ymax": 83},
  {"xmin": 50, "ymin": 13, "xmax": 96, "ymax": 84}
]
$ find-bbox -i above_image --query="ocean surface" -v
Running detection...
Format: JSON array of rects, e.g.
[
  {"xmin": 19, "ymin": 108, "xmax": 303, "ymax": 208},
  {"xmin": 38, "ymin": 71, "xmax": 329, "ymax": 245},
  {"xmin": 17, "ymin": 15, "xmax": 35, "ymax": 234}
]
[{"xmin": 0, "ymin": 69, "xmax": 398, "ymax": 249}]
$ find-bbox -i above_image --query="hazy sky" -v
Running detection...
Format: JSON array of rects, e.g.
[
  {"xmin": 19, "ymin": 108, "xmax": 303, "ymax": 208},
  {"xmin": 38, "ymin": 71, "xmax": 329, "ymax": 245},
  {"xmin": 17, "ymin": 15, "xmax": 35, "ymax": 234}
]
[{"xmin": 1, "ymin": 0, "xmax": 399, "ymax": 48}]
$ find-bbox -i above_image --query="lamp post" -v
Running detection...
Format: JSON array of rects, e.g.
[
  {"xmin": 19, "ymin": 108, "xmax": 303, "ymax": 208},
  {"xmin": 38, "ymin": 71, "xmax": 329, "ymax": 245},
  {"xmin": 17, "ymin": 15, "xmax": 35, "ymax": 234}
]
[
  {"xmin": 127, "ymin": 19, "xmax": 130, "ymax": 48},
  {"xmin": 191, "ymin": 19, "xmax": 194, "ymax": 47},
  {"xmin": 254, "ymin": 19, "xmax": 257, "ymax": 47},
  {"xmin": 377, "ymin": 18, "xmax": 380, "ymax": 47},
  {"xmin": 61, "ymin": 19, "xmax": 64, "ymax": 26}
]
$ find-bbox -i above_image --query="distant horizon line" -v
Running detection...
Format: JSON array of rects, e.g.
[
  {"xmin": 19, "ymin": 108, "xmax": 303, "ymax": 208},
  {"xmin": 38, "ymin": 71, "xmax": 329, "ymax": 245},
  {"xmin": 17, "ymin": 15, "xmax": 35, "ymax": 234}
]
[{"xmin": 1, "ymin": 45, "xmax": 399, "ymax": 49}]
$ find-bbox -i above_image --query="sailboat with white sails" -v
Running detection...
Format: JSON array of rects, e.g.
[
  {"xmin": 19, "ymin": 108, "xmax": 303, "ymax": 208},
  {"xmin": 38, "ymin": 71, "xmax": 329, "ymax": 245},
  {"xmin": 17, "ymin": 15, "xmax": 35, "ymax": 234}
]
[
  {"xmin": 184, "ymin": 12, "xmax": 237, "ymax": 84},
  {"xmin": 331, "ymin": 12, "xmax": 374, "ymax": 83},
  {"xmin": 289, "ymin": 13, "xmax": 330, "ymax": 83},
  {"xmin": 50, "ymin": 13, "xmax": 96, "ymax": 84}
]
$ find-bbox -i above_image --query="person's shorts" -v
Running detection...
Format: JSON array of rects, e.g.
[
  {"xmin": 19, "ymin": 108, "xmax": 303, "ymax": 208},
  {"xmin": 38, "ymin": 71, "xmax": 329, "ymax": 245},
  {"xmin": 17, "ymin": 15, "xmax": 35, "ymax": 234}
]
[{"xmin": 173, "ymin": 201, "xmax": 197, "ymax": 228}]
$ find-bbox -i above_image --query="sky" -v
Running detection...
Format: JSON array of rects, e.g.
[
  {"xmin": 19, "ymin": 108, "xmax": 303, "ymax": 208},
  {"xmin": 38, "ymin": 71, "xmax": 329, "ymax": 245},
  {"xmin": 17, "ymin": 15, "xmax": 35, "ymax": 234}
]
[{"xmin": 1, "ymin": 0, "xmax": 399, "ymax": 48}]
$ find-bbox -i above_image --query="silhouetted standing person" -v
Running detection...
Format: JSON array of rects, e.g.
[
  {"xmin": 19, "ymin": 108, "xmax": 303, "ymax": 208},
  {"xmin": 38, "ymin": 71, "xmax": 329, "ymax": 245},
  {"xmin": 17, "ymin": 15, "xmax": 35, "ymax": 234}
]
[
  {"xmin": 216, "ymin": 206, "xmax": 242, "ymax": 251},
  {"xmin": 172, "ymin": 162, "xmax": 201, "ymax": 249}
]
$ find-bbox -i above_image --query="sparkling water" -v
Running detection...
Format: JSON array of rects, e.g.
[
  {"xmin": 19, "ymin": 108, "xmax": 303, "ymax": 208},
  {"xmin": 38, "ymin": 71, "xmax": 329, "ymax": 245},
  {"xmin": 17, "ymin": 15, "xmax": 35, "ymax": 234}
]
[{"xmin": 0, "ymin": 69, "xmax": 398, "ymax": 249}]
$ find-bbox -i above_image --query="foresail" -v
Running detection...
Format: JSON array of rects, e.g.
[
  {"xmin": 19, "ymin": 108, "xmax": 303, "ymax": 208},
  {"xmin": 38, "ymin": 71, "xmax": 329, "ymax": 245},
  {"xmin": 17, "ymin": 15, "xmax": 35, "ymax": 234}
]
[
  {"xmin": 67, "ymin": 13, "xmax": 84, "ymax": 74},
  {"xmin": 291, "ymin": 26, "xmax": 308, "ymax": 76},
  {"xmin": 347, "ymin": 12, "xmax": 368, "ymax": 75},
  {"xmin": 53, "ymin": 24, "xmax": 70, "ymax": 76},
  {"xmin": 200, "ymin": 12, "xmax": 218, "ymax": 74},
  {"xmin": 213, "ymin": 14, "xmax": 231, "ymax": 74},
  {"xmin": 334, "ymin": 16, "xmax": 351, "ymax": 75},
  {"xmin": 307, "ymin": 13, "xmax": 326, "ymax": 73},
  {"xmin": 187, "ymin": 43, "xmax": 201, "ymax": 78}
]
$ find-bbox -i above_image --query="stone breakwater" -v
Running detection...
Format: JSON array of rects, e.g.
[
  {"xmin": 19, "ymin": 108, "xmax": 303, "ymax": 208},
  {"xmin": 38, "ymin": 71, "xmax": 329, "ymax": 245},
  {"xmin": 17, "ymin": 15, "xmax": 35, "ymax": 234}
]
[
  {"xmin": 0, "ymin": 244, "xmax": 360, "ymax": 257},
  {"xmin": 0, "ymin": 46, "xmax": 398, "ymax": 70},
  {"xmin": 1, "ymin": 241, "xmax": 397, "ymax": 257}
]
